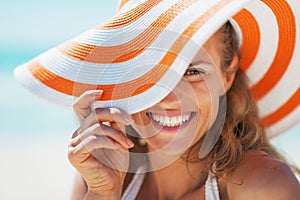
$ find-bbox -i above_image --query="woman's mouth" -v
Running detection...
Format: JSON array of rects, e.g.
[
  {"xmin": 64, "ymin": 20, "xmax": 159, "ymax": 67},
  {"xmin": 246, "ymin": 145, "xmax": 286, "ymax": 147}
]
[{"xmin": 147, "ymin": 112, "xmax": 196, "ymax": 132}]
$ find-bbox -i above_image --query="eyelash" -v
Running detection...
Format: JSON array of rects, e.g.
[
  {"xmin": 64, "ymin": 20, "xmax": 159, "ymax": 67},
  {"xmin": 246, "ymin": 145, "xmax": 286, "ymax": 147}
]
[
  {"xmin": 184, "ymin": 69, "xmax": 206, "ymax": 76},
  {"xmin": 183, "ymin": 68, "xmax": 207, "ymax": 81}
]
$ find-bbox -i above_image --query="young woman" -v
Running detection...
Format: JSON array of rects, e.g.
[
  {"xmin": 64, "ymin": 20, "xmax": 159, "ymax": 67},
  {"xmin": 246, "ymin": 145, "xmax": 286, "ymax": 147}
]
[
  {"xmin": 68, "ymin": 21, "xmax": 300, "ymax": 199},
  {"xmin": 13, "ymin": 0, "xmax": 300, "ymax": 199}
]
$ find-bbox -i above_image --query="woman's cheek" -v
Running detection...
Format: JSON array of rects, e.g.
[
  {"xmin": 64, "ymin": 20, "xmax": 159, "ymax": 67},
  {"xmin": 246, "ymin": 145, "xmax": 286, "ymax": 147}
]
[{"xmin": 191, "ymin": 81, "xmax": 219, "ymax": 130}]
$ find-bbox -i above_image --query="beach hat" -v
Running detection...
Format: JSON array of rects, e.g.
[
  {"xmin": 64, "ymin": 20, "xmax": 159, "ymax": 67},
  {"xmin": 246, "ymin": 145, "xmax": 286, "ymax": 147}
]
[{"xmin": 14, "ymin": 0, "xmax": 300, "ymax": 138}]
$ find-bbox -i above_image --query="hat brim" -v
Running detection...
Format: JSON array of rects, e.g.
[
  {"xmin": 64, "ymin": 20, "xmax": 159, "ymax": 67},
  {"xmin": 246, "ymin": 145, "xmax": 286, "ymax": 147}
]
[{"xmin": 14, "ymin": 0, "xmax": 300, "ymax": 138}]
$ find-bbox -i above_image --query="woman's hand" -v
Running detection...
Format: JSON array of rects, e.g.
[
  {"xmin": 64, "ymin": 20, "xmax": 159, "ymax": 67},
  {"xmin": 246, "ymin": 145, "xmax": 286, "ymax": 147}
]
[{"xmin": 68, "ymin": 90, "xmax": 134, "ymax": 199}]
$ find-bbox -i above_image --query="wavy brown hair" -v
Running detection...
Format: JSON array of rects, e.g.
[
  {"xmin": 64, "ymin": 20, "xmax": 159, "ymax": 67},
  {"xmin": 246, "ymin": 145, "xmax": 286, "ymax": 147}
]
[
  {"xmin": 127, "ymin": 21, "xmax": 299, "ymax": 176},
  {"xmin": 185, "ymin": 21, "xmax": 299, "ymax": 176}
]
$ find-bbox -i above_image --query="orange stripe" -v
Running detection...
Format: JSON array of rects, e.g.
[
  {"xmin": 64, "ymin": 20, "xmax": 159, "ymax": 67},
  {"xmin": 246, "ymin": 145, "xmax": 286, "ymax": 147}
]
[
  {"xmin": 261, "ymin": 87, "xmax": 300, "ymax": 128},
  {"xmin": 250, "ymin": 0, "xmax": 296, "ymax": 101},
  {"xmin": 233, "ymin": 9, "xmax": 260, "ymax": 71},
  {"xmin": 60, "ymin": 0, "xmax": 199, "ymax": 64},
  {"xmin": 28, "ymin": 60, "xmax": 114, "ymax": 97},
  {"xmin": 103, "ymin": 0, "xmax": 163, "ymax": 29},
  {"xmin": 30, "ymin": 0, "xmax": 233, "ymax": 100}
]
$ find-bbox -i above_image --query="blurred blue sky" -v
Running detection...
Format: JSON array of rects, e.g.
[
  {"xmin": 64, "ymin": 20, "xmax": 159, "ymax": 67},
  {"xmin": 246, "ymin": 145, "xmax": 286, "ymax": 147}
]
[
  {"xmin": 0, "ymin": 1, "xmax": 119, "ymax": 138},
  {"xmin": 0, "ymin": 1, "xmax": 119, "ymax": 50}
]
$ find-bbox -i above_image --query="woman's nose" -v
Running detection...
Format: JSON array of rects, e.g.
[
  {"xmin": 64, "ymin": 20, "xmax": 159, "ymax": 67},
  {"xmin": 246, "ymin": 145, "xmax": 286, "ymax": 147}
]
[{"xmin": 157, "ymin": 81, "xmax": 186, "ymax": 109}]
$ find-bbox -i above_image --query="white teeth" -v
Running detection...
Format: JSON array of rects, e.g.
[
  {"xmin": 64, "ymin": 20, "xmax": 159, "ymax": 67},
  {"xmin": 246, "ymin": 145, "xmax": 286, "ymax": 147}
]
[
  {"xmin": 171, "ymin": 117, "xmax": 177, "ymax": 127},
  {"xmin": 150, "ymin": 113, "xmax": 193, "ymax": 127},
  {"xmin": 183, "ymin": 115, "xmax": 189, "ymax": 121},
  {"xmin": 160, "ymin": 116, "xmax": 164, "ymax": 123}
]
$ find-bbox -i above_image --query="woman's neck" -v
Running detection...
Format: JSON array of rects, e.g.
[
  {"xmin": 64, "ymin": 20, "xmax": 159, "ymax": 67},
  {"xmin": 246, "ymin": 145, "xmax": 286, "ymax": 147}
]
[{"xmin": 146, "ymin": 151, "xmax": 208, "ymax": 199}]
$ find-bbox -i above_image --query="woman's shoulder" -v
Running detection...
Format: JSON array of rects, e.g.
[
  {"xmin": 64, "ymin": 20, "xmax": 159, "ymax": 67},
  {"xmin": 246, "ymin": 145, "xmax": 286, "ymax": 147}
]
[{"xmin": 224, "ymin": 150, "xmax": 300, "ymax": 200}]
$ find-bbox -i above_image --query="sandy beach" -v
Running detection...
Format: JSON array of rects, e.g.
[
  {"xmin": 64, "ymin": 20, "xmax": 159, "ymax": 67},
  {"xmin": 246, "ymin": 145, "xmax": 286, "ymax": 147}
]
[
  {"xmin": 0, "ymin": 135, "xmax": 75, "ymax": 200},
  {"xmin": 0, "ymin": 134, "xmax": 74, "ymax": 200}
]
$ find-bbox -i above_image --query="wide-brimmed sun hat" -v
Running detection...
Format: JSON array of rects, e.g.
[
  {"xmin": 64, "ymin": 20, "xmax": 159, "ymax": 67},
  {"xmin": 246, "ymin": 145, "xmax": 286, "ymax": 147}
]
[{"xmin": 14, "ymin": 0, "xmax": 300, "ymax": 138}]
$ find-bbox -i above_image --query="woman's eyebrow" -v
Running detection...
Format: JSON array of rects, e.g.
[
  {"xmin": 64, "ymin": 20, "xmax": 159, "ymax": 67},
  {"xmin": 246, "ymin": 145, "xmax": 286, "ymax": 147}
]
[{"xmin": 189, "ymin": 61, "xmax": 213, "ymax": 67}]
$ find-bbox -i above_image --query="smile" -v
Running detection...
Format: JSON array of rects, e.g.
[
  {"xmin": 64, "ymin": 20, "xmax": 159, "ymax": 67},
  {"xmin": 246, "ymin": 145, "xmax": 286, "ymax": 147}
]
[{"xmin": 148, "ymin": 112, "xmax": 195, "ymax": 127}]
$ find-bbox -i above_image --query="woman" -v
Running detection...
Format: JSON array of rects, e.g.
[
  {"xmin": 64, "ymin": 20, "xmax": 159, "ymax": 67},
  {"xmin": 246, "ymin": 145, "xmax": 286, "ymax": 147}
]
[
  {"xmin": 67, "ymin": 20, "xmax": 300, "ymax": 199},
  {"xmin": 14, "ymin": 0, "xmax": 300, "ymax": 199}
]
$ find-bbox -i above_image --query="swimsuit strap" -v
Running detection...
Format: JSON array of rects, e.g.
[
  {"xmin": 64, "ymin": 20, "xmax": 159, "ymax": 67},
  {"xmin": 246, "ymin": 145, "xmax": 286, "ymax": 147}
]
[
  {"xmin": 205, "ymin": 171, "xmax": 220, "ymax": 200},
  {"xmin": 121, "ymin": 166, "xmax": 147, "ymax": 200},
  {"xmin": 121, "ymin": 167, "xmax": 220, "ymax": 200}
]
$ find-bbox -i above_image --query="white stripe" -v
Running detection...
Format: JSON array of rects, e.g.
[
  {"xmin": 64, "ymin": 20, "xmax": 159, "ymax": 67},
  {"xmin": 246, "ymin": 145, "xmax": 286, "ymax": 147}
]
[
  {"xmin": 256, "ymin": 0, "xmax": 300, "ymax": 118},
  {"xmin": 74, "ymin": 0, "xmax": 181, "ymax": 46},
  {"xmin": 38, "ymin": 48, "xmax": 166, "ymax": 84},
  {"xmin": 14, "ymin": 64, "xmax": 74, "ymax": 108},
  {"xmin": 167, "ymin": 0, "xmax": 221, "ymax": 31},
  {"xmin": 229, "ymin": 17, "xmax": 243, "ymax": 48},
  {"xmin": 256, "ymin": 63, "xmax": 299, "ymax": 118},
  {"xmin": 244, "ymin": 0, "xmax": 279, "ymax": 87},
  {"xmin": 266, "ymin": 104, "xmax": 300, "ymax": 138}
]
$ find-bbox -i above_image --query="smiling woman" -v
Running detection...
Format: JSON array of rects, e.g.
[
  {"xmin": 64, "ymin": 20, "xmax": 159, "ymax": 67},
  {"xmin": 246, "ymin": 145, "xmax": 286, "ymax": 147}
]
[
  {"xmin": 131, "ymin": 35, "xmax": 231, "ymax": 157},
  {"xmin": 12, "ymin": 0, "xmax": 300, "ymax": 199}
]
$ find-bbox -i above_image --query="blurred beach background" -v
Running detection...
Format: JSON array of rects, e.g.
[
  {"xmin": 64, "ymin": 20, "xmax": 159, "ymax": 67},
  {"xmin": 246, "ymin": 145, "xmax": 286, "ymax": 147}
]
[{"xmin": 0, "ymin": 1, "xmax": 299, "ymax": 199}]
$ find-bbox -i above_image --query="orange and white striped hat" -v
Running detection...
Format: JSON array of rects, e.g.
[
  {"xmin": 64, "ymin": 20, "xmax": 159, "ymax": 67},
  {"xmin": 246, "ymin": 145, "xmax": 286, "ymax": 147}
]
[{"xmin": 14, "ymin": 0, "xmax": 300, "ymax": 138}]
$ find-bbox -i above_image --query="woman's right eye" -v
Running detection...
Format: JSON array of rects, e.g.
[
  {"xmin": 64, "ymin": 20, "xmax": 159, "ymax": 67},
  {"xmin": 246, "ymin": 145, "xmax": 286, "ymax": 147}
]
[{"xmin": 183, "ymin": 68, "xmax": 207, "ymax": 82}]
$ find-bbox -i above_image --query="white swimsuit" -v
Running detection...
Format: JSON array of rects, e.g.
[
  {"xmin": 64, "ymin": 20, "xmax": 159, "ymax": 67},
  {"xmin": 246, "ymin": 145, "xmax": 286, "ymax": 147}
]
[{"xmin": 121, "ymin": 167, "xmax": 220, "ymax": 200}]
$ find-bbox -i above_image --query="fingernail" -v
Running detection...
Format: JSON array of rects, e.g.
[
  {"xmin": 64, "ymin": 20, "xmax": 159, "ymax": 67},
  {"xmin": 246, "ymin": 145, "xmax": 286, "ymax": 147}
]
[
  {"xmin": 94, "ymin": 90, "xmax": 103, "ymax": 100},
  {"xmin": 126, "ymin": 138, "xmax": 135, "ymax": 148}
]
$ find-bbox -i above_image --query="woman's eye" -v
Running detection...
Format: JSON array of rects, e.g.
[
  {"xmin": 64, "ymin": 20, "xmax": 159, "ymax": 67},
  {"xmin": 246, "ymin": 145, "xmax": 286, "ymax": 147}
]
[{"xmin": 183, "ymin": 68, "xmax": 206, "ymax": 82}]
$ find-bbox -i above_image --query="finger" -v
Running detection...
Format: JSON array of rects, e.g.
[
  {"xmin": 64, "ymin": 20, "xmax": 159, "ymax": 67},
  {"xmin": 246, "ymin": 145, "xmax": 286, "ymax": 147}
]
[
  {"xmin": 71, "ymin": 128, "xmax": 80, "ymax": 139},
  {"xmin": 110, "ymin": 122, "xmax": 125, "ymax": 134},
  {"xmin": 92, "ymin": 147, "xmax": 130, "ymax": 172},
  {"xmin": 68, "ymin": 135, "xmax": 120, "ymax": 163},
  {"xmin": 70, "ymin": 123, "xmax": 134, "ymax": 149},
  {"xmin": 79, "ymin": 108, "xmax": 134, "ymax": 133},
  {"xmin": 95, "ymin": 107, "xmax": 133, "ymax": 124},
  {"xmin": 73, "ymin": 90, "xmax": 104, "ymax": 111},
  {"xmin": 73, "ymin": 90, "xmax": 103, "ymax": 124}
]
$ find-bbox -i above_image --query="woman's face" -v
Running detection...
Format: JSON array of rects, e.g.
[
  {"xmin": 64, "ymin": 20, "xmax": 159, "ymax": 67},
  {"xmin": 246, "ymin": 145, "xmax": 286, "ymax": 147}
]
[{"xmin": 131, "ymin": 33, "xmax": 235, "ymax": 155}]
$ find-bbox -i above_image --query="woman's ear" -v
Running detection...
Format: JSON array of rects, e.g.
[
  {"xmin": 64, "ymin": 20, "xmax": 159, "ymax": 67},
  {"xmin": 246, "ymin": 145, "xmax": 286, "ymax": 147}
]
[{"xmin": 223, "ymin": 55, "xmax": 239, "ymax": 93}]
